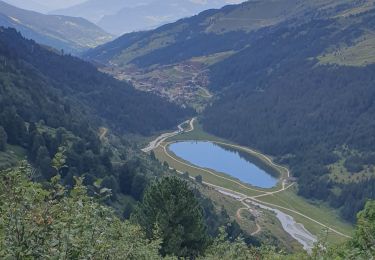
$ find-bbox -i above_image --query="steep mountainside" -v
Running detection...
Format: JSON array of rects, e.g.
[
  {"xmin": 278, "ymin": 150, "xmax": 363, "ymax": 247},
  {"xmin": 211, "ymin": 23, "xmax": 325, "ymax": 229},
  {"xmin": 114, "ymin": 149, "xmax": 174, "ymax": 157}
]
[
  {"xmin": 0, "ymin": 0, "xmax": 112, "ymax": 53},
  {"xmin": 85, "ymin": 0, "xmax": 360, "ymax": 65},
  {"xmin": 0, "ymin": 27, "xmax": 192, "ymax": 136},
  {"xmin": 0, "ymin": 26, "xmax": 192, "ymax": 219},
  {"xmin": 0, "ymin": 28, "xmax": 239, "ymax": 250},
  {"xmin": 84, "ymin": 0, "xmax": 375, "ymax": 222}
]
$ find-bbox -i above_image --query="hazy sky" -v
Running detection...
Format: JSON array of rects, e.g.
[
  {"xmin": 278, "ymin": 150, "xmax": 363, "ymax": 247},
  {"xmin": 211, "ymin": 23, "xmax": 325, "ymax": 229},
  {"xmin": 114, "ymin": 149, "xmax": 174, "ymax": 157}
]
[
  {"xmin": 4, "ymin": 0, "xmax": 244, "ymax": 13},
  {"xmin": 3, "ymin": 0, "xmax": 86, "ymax": 12}
]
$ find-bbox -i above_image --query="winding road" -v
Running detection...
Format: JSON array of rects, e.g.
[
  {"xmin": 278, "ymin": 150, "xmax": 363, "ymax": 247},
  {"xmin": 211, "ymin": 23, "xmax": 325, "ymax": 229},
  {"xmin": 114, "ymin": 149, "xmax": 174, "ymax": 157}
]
[
  {"xmin": 142, "ymin": 118, "xmax": 351, "ymax": 251},
  {"xmin": 141, "ymin": 118, "xmax": 195, "ymax": 153}
]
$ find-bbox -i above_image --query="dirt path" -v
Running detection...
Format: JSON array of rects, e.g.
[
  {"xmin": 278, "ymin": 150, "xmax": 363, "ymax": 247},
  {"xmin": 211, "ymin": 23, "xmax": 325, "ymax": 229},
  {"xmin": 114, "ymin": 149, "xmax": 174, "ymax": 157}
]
[
  {"xmin": 99, "ymin": 127, "xmax": 108, "ymax": 141},
  {"xmin": 236, "ymin": 207, "xmax": 262, "ymax": 236},
  {"xmin": 251, "ymin": 224, "xmax": 262, "ymax": 236}
]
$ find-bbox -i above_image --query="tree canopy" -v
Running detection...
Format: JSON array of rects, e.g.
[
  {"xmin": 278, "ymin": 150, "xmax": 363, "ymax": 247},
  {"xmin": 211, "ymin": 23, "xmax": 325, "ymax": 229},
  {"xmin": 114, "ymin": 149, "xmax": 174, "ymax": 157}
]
[{"xmin": 132, "ymin": 177, "xmax": 209, "ymax": 258}]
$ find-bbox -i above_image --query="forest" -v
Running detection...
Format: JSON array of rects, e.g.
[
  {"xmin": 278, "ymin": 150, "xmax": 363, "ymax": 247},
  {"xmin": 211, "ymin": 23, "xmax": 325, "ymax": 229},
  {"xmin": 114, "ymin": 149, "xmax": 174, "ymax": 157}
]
[
  {"xmin": 0, "ymin": 27, "xmax": 195, "ymax": 219},
  {"xmin": 203, "ymin": 10, "xmax": 375, "ymax": 222}
]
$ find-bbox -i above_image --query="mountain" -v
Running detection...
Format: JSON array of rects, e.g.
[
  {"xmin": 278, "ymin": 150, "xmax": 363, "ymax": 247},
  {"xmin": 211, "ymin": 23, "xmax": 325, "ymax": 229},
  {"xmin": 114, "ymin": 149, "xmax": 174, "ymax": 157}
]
[
  {"xmin": 0, "ymin": 0, "xmax": 113, "ymax": 53},
  {"xmin": 53, "ymin": 0, "xmax": 243, "ymax": 35},
  {"xmin": 97, "ymin": 0, "xmax": 244, "ymax": 35},
  {"xmin": 85, "ymin": 0, "xmax": 362, "ymax": 66},
  {"xmin": 0, "ymin": 27, "xmax": 191, "ymax": 136},
  {"xmin": 0, "ymin": 26, "xmax": 192, "ymax": 215},
  {"xmin": 84, "ymin": 0, "xmax": 375, "ymax": 222},
  {"xmin": 84, "ymin": 0, "xmax": 365, "ymax": 108}
]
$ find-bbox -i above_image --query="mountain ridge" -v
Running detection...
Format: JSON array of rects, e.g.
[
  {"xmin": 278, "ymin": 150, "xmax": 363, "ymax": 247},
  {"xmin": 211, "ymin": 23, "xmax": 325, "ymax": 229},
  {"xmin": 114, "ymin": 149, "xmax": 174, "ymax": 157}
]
[
  {"xmin": 0, "ymin": 0, "xmax": 113, "ymax": 53},
  {"xmin": 53, "ymin": 0, "xmax": 243, "ymax": 35}
]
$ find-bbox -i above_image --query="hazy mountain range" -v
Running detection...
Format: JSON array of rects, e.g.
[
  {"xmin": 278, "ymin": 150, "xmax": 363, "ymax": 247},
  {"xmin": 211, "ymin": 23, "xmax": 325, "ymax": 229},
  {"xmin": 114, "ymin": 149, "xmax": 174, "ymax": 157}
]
[
  {"xmin": 0, "ymin": 0, "xmax": 112, "ymax": 53},
  {"xmin": 52, "ymin": 0, "xmax": 244, "ymax": 35}
]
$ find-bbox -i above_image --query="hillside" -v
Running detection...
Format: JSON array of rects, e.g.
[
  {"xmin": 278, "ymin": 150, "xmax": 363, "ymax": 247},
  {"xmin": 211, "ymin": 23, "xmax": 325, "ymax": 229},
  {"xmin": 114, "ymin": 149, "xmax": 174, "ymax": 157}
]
[
  {"xmin": 85, "ymin": 0, "xmax": 362, "ymax": 65},
  {"xmin": 0, "ymin": 26, "xmax": 193, "ymax": 198},
  {"xmin": 0, "ymin": 0, "xmax": 112, "ymax": 53},
  {"xmin": 84, "ymin": 0, "xmax": 372, "ymax": 108},
  {"xmin": 84, "ymin": 0, "xmax": 375, "ymax": 223}
]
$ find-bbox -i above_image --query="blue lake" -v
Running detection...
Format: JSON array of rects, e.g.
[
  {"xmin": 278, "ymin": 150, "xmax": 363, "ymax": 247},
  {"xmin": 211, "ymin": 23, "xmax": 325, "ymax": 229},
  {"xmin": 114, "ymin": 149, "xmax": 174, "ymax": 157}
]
[{"xmin": 169, "ymin": 141, "xmax": 278, "ymax": 188}]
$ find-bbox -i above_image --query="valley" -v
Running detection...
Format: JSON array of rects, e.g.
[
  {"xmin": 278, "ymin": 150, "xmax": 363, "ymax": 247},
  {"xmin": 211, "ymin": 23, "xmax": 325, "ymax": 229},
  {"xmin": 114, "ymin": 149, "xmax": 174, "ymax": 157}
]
[
  {"xmin": 1, "ymin": 0, "xmax": 375, "ymax": 258},
  {"xmin": 144, "ymin": 118, "xmax": 354, "ymax": 251}
]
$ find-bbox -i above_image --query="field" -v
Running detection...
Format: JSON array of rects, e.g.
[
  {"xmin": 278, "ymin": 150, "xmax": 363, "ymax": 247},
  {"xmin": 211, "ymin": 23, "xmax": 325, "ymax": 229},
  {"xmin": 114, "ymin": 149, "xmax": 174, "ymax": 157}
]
[{"xmin": 318, "ymin": 34, "xmax": 375, "ymax": 67}]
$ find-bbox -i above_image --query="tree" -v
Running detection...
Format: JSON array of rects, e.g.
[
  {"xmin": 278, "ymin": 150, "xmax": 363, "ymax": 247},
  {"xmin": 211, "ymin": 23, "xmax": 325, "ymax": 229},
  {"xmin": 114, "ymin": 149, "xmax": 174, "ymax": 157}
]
[
  {"xmin": 36, "ymin": 146, "xmax": 53, "ymax": 179},
  {"xmin": 195, "ymin": 175, "xmax": 203, "ymax": 184},
  {"xmin": 0, "ymin": 164, "xmax": 162, "ymax": 259},
  {"xmin": 351, "ymin": 200, "xmax": 375, "ymax": 256},
  {"xmin": 131, "ymin": 174, "xmax": 147, "ymax": 200},
  {"xmin": 132, "ymin": 177, "xmax": 209, "ymax": 258},
  {"xmin": 0, "ymin": 126, "xmax": 7, "ymax": 151}
]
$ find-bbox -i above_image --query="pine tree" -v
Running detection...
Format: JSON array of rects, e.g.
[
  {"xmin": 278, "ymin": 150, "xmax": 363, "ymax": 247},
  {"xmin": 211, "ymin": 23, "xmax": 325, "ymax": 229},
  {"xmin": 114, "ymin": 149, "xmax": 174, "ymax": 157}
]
[
  {"xmin": 0, "ymin": 126, "xmax": 7, "ymax": 151},
  {"xmin": 132, "ymin": 177, "xmax": 209, "ymax": 258}
]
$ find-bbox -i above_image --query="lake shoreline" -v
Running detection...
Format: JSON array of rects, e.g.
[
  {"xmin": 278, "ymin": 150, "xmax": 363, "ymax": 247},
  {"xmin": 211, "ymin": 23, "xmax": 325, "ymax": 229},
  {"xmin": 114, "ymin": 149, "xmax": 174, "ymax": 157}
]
[{"xmin": 169, "ymin": 140, "xmax": 279, "ymax": 189}]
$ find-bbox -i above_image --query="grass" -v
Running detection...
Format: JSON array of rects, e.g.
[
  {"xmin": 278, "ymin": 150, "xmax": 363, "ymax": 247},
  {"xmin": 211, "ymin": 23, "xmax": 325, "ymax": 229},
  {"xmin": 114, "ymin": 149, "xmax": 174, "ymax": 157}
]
[
  {"xmin": 327, "ymin": 148, "xmax": 375, "ymax": 184},
  {"xmin": 154, "ymin": 119, "xmax": 354, "ymax": 245},
  {"xmin": 168, "ymin": 121, "xmax": 228, "ymax": 143},
  {"xmin": 190, "ymin": 51, "xmax": 236, "ymax": 67},
  {"xmin": 318, "ymin": 34, "xmax": 375, "ymax": 67}
]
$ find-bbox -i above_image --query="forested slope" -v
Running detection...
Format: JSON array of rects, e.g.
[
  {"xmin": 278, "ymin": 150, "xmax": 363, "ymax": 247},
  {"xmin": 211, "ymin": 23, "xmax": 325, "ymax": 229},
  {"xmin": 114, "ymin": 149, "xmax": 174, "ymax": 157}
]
[
  {"xmin": 0, "ymin": 27, "xmax": 193, "ymax": 217},
  {"xmin": 203, "ymin": 9, "xmax": 375, "ymax": 222}
]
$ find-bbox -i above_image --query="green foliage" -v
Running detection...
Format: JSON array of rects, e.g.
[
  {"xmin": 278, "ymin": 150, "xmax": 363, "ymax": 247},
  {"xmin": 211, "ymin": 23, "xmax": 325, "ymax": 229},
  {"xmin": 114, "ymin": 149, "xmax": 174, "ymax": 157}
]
[
  {"xmin": 351, "ymin": 200, "xmax": 375, "ymax": 257},
  {"xmin": 202, "ymin": 227, "xmax": 307, "ymax": 260},
  {"xmin": 132, "ymin": 177, "xmax": 209, "ymax": 258},
  {"xmin": 195, "ymin": 175, "xmax": 203, "ymax": 184},
  {"xmin": 310, "ymin": 200, "xmax": 375, "ymax": 260},
  {"xmin": 0, "ymin": 163, "xmax": 374, "ymax": 259},
  {"xmin": 0, "ymin": 126, "xmax": 6, "ymax": 151},
  {"xmin": 0, "ymin": 164, "xmax": 162, "ymax": 259}
]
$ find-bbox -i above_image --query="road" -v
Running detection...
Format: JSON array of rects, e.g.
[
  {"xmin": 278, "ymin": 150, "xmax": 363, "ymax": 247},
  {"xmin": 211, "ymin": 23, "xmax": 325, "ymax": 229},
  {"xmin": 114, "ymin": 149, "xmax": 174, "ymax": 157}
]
[
  {"xmin": 141, "ymin": 117, "xmax": 351, "ymax": 251},
  {"xmin": 141, "ymin": 118, "xmax": 195, "ymax": 153}
]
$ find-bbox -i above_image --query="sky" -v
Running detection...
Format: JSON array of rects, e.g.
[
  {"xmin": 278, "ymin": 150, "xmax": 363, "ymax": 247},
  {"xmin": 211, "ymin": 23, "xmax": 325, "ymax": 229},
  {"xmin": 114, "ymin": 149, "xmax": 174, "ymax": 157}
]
[
  {"xmin": 3, "ymin": 0, "xmax": 244, "ymax": 13},
  {"xmin": 2, "ymin": 0, "xmax": 87, "ymax": 12}
]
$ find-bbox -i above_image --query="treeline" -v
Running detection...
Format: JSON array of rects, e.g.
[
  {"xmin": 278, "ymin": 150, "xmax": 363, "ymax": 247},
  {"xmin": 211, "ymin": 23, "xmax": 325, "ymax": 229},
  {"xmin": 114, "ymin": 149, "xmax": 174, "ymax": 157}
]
[
  {"xmin": 203, "ymin": 10, "xmax": 375, "ymax": 222},
  {"xmin": 1, "ymin": 166, "xmax": 374, "ymax": 259},
  {"xmin": 0, "ymin": 27, "xmax": 193, "ymax": 136}
]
